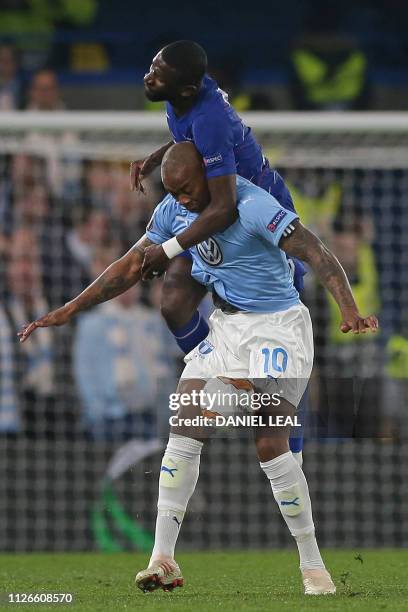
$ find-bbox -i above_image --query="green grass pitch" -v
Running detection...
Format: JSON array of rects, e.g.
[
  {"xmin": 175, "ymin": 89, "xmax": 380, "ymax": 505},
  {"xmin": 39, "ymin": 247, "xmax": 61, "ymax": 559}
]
[{"xmin": 1, "ymin": 550, "xmax": 407, "ymax": 611}]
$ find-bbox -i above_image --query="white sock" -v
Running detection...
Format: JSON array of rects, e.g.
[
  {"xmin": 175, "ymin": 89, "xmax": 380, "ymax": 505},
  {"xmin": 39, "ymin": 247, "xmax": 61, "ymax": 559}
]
[
  {"xmin": 150, "ymin": 434, "xmax": 202, "ymax": 563},
  {"xmin": 150, "ymin": 509, "xmax": 184, "ymax": 564},
  {"xmin": 260, "ymin": 451, "xmax": 325, "ymax": 570}
]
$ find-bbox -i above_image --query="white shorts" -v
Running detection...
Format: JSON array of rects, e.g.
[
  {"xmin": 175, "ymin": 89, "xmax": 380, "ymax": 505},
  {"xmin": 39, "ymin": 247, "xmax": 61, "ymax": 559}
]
[{"xmin": 181, "ymin": 303, "xmax": 314, "ymax": 407}]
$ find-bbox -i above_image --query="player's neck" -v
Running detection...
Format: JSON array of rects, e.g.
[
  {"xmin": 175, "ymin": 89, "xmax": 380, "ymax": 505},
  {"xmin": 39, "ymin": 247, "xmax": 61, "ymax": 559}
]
[{"xmin": 169, "ymin": 94, "xmax": 198, "ymax": 118}]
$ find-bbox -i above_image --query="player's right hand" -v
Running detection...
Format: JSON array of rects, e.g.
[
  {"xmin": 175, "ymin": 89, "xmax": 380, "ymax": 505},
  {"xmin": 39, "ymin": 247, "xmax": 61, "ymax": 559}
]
[
  {"xmin": 17, "ymin": 304, "xmax": 73, "ymax": 343},
  {"xmin": 130, "ymin": 159, "xmax": 146, "ymax": 193},
  {"xmin": 130, "ymin": 156, "xmax": 159, "ymax": 193}
]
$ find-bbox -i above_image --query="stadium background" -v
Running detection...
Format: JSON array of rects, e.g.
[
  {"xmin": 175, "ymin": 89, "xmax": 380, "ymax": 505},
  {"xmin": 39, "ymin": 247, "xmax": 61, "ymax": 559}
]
[{"xmin": 0, "ymin": 0, "xmax": 407, "ymax": 556}]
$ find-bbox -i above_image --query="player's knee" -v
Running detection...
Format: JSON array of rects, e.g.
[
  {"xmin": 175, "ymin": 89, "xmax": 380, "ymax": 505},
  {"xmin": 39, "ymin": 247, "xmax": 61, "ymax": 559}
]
[
  {"xmin": 255, "ymin": 436, "xmax": 289, "ymax": 462},
  {"xmin": 161, "ymin": 258, "xmax": 206, "ymax": 329},
  {"xmin": 160, "ymin": 273, "xmax": 201, "ymax": 328},
  {"xmin": 160, "ymin": 289, "xmax": 195, "ymax": 329}
]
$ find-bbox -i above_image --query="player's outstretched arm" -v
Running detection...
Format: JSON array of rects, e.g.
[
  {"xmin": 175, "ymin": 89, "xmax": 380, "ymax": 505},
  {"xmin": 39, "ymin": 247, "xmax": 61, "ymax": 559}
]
[
  {"xmin": 18, "ymin": 236, "xmax": 154, "ymax": 343},
  {"xmin": 279, "ymin": 220, "xmax": 379, "ymax": 334},
  {"xmin": 130, "ymin": 141, "xmax": 174, "ymax": 192}
]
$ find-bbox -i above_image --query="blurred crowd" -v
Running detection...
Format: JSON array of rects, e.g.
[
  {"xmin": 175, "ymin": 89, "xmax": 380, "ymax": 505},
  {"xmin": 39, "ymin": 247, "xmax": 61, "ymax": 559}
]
[
  {"xmin": 0, "ymin": 45, "xmax": 61, "ymax": 112},
  {"xmin": 0, "ymin": 40, "xmax": 372, "ymax": 114},
  {"xmin": 0, "ymin": 87, "xmax": 183, "ymax": 439},
  {"xmin": 0, "ymin": 2, "xmax": 407, "ymax": 115}
]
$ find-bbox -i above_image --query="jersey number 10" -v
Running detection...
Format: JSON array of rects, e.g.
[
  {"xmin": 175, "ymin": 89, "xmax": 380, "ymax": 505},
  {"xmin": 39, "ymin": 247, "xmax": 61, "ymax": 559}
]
[{"xmin": 262, "ymin": 347, "xmax": 288, "ymax": 374}]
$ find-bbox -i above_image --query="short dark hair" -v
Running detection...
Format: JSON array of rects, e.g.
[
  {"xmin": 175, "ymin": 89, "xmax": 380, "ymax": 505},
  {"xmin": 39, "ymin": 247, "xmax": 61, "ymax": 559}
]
[{"xmin": 161, "ymin": 40, "xmax": 207, "ymax": 86}]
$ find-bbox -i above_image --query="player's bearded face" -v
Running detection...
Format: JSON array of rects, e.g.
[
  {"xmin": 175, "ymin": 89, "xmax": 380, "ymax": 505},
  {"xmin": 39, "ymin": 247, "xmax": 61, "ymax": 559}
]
[
  {"xmin": 144, "ymin": 80, "xmax": 169, "ymax": 101},
  {"xmin": 144, "ymin": 56, "xmax": 180, "ymax": 102}
]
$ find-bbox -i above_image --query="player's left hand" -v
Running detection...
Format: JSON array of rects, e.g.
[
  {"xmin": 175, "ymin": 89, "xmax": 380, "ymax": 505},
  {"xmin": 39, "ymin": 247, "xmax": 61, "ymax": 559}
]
[
  {"xmin": 340, "ymin": 312, "xmax": 379, "ymax": 334},
  {"xmin": 141, "ymin": 244, "xmax": 169, "ymax": 280}
]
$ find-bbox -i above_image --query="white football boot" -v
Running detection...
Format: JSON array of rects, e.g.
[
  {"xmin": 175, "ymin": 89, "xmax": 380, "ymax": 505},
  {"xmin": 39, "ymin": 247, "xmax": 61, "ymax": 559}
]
[
  {"xmin": 135, "ymin": 558, "xmax": 184, "ymax": 593},
  {"xmin": 302, "ymin": 568, "xmax": 336, "ymax": 595}
]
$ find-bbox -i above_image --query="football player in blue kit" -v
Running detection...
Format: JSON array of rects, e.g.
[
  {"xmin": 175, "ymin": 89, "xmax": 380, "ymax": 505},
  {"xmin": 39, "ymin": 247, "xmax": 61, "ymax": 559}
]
[
  {"xmin": 19, "ymin": 143, "xmax": 378, "ymax": 594},
  {"xmin": 131, "ymin": 40, "xmax": 307, "ymax": 462}
]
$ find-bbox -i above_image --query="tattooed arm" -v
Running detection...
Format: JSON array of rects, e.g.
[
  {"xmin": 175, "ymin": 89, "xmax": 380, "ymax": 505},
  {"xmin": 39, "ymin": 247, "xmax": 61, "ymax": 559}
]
[
  {"xmin": 279, "ymin": 220, "xmax": 378, "ymax": 334},
  {"xmin": 18, "ymin": 236, "xmax": 153, "ymax": 342}
]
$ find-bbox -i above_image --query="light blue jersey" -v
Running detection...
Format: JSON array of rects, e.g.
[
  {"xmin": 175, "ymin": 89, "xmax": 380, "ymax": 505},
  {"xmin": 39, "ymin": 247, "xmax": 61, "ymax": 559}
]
[{"xmin": 146, "ymin": 176, "xmax": 300, "ymax": 313}]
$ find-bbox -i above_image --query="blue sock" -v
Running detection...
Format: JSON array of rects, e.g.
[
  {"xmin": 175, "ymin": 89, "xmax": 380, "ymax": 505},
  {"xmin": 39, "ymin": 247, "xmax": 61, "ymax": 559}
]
[
  {"xmin": 171, "ymin": 311, "xmax": 209, "ymax": 354},
  {"xmin": 289, "ymin": 389, "xmax": 308, "ymax": 453},
  {"xmin": 289, "ymin": 433, "xmax": 304, "ymax": 453}
]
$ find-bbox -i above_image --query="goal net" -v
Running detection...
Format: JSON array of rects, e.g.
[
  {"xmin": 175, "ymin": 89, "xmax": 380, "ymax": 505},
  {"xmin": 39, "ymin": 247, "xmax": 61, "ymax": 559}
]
[{"xmin": 0, "ymin": 112, "xmax": 407, "ymax": 551}]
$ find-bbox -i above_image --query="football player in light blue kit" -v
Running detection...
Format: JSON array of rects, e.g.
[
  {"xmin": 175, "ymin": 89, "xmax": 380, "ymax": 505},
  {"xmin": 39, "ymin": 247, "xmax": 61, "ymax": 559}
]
[
  {"xmin": 137, "ymin": 144, "xmax": 377, "ymax": 595},
  {"xmin": 130, "ymin": 40, "xmax": 307, "ymax": 463},
  {"xmin": 19, "ymin": 143, "xmax": 378, "ymax": 596}
]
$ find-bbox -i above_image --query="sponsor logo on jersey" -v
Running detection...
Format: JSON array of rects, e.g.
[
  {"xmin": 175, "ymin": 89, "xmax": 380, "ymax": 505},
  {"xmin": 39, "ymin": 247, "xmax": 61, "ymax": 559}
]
[
  {"xmin": 197, "ymin": 237, "xmax": 223, "ymax": 266},
  {"xmin": 267, "ymin": 209, "xmax": 287, "ymax": 232},
  {"xmin": 203, "ymin": 153, "xmax": 223, "ymax": 167}
]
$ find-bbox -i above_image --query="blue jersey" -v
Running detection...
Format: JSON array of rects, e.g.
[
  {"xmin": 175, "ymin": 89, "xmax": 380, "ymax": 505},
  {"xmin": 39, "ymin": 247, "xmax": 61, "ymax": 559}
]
[
  {"xmin": 166, "ymin": 74, "xmax": 295, "ymax": 213},
  {"xmin": 146, "ymin": 177, "xmax": 300, "ymax": 313}
]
